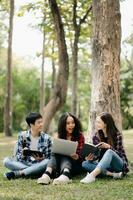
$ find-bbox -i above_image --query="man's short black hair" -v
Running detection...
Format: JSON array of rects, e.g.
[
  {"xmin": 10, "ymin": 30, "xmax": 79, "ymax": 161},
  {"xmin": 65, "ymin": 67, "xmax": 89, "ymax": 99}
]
[{"xmin": 25, "ymin": 112, "xmax": 42, "ymax": 127}]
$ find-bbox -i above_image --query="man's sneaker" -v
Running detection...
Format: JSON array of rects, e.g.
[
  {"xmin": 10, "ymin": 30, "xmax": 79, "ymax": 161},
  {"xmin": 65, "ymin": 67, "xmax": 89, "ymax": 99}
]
[
  {"xmin": 37, "ymin": 174, "xmax": 52, "ymax": 185},
  {"xmin": 113, "ymin": 172, "xmax": 123, "ymax": 179},
  {"xmin": 4, "ymin": 172, "xmax": 15, "ymax": 180},
  {"xmin": 80, "ymin": 173, "xmax": 95, "ymax": 184},
  {"xmin": 53, "ymin": 174, "xmax": 72, "ymax": 185}
]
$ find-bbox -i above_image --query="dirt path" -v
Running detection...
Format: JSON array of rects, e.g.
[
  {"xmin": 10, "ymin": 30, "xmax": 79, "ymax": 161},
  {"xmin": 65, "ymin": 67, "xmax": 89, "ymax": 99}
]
[{"xmin": 0, "ymin": 137, "xmax": 16, "ymax": 146}]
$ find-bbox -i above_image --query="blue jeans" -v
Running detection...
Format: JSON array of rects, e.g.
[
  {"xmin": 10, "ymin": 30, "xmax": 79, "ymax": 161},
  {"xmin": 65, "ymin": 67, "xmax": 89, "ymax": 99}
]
[
  {"xmin": 3, "ymin": 157, "xmax": 49, "ymax": 176},
  {"xmin": 82, "ymin": 149, "xmax": 124, "ymax": 174}
]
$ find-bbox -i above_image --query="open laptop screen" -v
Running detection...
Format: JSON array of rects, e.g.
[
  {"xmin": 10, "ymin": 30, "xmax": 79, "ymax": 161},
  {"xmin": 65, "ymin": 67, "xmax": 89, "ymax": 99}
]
[{"xmin": 51, "ymin": 138, "xmax": 78, "ymax": 156}]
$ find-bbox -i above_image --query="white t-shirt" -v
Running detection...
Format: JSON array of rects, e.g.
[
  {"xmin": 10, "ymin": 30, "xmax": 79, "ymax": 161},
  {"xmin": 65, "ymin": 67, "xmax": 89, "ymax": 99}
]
[{"xmin": 30, "ymin": 135, "xmax": 39, "ymax": 150}]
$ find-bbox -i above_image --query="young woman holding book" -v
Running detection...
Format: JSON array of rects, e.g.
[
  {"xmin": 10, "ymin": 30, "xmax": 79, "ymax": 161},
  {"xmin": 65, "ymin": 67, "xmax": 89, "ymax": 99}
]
[
  {"xmin": 80, "ymin": 112, "xmax": 129, "ymax": 184},
  {"xmin": 37, "ymin": 112, "xmax": 85, "ymax": 185}
]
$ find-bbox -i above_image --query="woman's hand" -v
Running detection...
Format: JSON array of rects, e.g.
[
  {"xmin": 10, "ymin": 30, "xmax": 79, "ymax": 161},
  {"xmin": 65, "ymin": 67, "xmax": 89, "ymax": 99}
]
[
  {"xmin": 71, "ymin": 153, "xmax": 79, "ymax": 160},
  {"xmin": 85, "ymin": 153, "xmax": 94, "ymax": 161},
  {"xmin": 98, "ymin": 142, "xmax": 110, "ymax": 149}
]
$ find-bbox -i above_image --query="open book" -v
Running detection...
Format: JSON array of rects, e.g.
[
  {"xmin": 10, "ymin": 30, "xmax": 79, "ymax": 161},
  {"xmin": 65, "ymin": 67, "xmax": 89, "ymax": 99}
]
[
  {"xmin": 23, "ymin": 149, "xmax": 43, "ymax": 158},
  {"xmin": 80, "ymin": 143, "xmax": 101, "ymax": 158}
]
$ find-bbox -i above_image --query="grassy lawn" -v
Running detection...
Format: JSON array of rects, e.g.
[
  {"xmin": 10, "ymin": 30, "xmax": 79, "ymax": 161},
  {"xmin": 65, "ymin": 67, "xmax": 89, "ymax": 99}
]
[{"xmin": 0, "ymin": 130, "xmax": 133, "ymax": 200}]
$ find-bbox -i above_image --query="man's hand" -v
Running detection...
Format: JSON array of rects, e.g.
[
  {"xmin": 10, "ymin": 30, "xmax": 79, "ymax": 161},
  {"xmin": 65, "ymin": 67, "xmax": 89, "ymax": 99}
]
[
  {"xmin": 22, "ymin": 147, "xmax": 28, "ymax": 158},
  {"xmin": 32, "ymin": 154, "xmax": 45, "ymax": 161}
]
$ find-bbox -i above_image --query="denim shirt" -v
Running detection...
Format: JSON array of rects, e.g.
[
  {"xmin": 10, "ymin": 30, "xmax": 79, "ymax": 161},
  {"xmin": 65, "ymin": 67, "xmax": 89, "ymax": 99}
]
[{"xmin": 16, "ymin": 130, "xmax": 52, "ymax": 164}]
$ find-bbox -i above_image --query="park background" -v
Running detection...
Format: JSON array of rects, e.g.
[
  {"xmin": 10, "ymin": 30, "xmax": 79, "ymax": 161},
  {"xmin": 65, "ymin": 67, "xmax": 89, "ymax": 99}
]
[
  {"xmin": 0, "ymin": 0, "xmax": 133, "ymax": 199},
  {"xmin": 0, "ymin": 0, "xmax": 133, "ymax": 134}
]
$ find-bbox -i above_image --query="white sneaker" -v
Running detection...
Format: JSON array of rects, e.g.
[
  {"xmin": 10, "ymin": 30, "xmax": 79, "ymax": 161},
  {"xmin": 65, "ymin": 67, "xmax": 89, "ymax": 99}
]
[
  {"xmin": 37, "ymin": 174, "xmax": 52, "ymax": 185},
  {"xmin": 113, "ymin": 172, "xmax": 123, "ymax": 179},
  {"xmin": 53, "ymin": 174, "xmax": 72, "ymax": 185},
  {"xmin": 80, "ymin": 173, "xmax": 95, "ymax": 184}
]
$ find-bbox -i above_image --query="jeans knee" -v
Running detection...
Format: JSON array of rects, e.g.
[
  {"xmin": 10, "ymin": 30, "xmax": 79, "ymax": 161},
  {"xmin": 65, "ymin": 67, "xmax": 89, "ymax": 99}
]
[
  {"xmin": 61, "ymin": 161, "xmax": 72, "ymax": 172},
  {"xmin": 82, "ymin": 161, "xmax": 88, "ymax": 169},
  {"xmin": 105, "ymin": 149, "xmax": 113, "ymax": 155},
  {"xmin": 3, "ymin": 157, "xmax": 10, "ymax": 166},
  {"xmin": 42, "ymin": 159, "xmax": 49, "ymax": 165}
]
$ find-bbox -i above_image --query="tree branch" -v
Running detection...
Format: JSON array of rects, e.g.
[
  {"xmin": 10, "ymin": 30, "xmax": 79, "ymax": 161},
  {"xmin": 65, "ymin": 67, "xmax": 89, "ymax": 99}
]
[
  {"xmin": 72, "ymin": 0, "xmax": 77, "ymax": 30},
  {"xmin": 80, "ymin": 5, "xmax": 92, "ymax": 25}
]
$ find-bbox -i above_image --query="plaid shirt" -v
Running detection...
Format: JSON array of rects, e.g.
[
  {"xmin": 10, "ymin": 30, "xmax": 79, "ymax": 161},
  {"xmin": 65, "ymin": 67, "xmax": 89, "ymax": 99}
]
[
  {"xmin": 16, "ymin": 130, "xmax": 52, "ymax": 164},
  {"xmin": 92, "ymin": 132, "xmax": 129, "ymax": 174},
  {"xmin": 72, "ymin": 132, "xmax": 85, "ymax": 162}
]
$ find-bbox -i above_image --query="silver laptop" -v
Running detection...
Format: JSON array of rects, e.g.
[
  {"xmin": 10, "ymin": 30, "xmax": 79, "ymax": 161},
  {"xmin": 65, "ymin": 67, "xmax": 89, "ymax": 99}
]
[{"xmin": 52, "ymin": 138, "xmax": 78, "ymax": 156}]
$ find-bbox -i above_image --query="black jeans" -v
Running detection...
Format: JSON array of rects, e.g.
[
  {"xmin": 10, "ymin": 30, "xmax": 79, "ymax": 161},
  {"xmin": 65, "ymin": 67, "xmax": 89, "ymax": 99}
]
[{"xmin": 47, "ymin": 153, "xmax": 83, "ymax": 177}]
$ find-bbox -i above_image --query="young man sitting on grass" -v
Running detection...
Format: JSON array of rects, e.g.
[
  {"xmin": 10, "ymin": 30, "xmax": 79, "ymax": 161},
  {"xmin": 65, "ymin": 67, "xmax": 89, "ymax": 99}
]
[{"xmin": 3, "ymin": 112, "xmax": 52, "ymax": 180}]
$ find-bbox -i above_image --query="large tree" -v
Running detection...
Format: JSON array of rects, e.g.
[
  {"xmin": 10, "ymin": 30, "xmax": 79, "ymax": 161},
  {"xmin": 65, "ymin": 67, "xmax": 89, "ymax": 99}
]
[
  {"xmin": 42, "ymin": 0, "xmax": 69, "ymax": 132},
  {"xmin": 4, "ymin": 0, "xmax": 14, "ymax": 136},
  {"xmin": 90, "ymin": 0, "xmax": 122, "ymax": 134},
  {"xmin": 17, "ymin": 0, "xmax": 92, "ymax": 131}
]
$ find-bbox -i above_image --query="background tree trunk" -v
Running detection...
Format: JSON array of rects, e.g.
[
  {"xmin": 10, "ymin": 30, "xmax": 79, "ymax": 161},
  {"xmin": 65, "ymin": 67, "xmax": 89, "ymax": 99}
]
[
  {"xmin": 71, "ymin": 0, "xmax": 92, "ymax": 116},
  {"xmin": 71, "ymin": 0, "xmax": 80, "ymax": 116},
  {"xmin": 51, "ymin": 40, "xmax": 56, "ymax": 98},
  {"xmin": 4, "ymin": 0, "xmax": 14, "ymax": 136},
  {"xmin": 40, "ymin": 29, "xmax": 45, "ymax": 115},
  {"xmin": 43, "ymin": 0, "xmax": 69, "ymax": 132},
  {"xmin": 89, "ymin": 0, "xmax": 122, "ymax": 134}
]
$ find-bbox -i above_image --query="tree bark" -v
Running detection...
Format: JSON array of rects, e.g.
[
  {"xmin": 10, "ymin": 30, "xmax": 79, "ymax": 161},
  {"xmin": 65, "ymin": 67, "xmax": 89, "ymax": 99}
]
[
  {"xmin": 4, "ymin": 0, "xmax": 14, "ymax": 136},
  {"xmin": 43, "ymin": 0, "xmax": 69, "ymax": 132},
  {"xmin": 40, "ymin": 28, "xmax": 45, "ymax": 115},
  {"xmin": 90, "ymin": 0, "xmax": 122, "ymax": 134}
]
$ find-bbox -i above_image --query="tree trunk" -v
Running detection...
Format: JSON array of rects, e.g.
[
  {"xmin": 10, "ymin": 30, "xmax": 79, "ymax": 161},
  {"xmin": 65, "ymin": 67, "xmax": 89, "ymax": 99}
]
[
  {"xmin": 90, "ymin": 0, "xmax": 122, "ymax": 134},
  {"xmin": 4, "ymin": 0, "xmax": 14, "ymax": 136},
  {"xmin": 51, "ymin": 40, "xmax": 56, "ymax": 97},
  {"xmin": 40, "ymin": 29, "xmax": 45, "ymax": 115},
  {"xmin": 43, "ymin": 0, "xmax": 69, "ymax": 132},
  {"xmin": 71, "ymin": 0, "xmax": 79, "ymax": 116},
  {"xmin": 71, "ymin": 0, "xmax": 92, "ymax": 116},
  {"xmin": 71, "ymin": 29, "xmax": 79, "ymax": 116}
]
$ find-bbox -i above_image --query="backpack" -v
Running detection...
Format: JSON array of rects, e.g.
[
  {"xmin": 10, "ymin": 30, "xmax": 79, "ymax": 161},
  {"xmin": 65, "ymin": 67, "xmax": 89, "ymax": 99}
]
[{"xmin": 13, "ymin": 131, "xmax": 27, "ymax": 158}]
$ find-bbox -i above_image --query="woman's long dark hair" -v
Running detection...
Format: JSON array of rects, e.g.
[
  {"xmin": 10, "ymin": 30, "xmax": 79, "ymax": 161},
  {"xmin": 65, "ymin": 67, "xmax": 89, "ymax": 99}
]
[
  {"xmin": 58, "ymin": 112, "xmax": 82, "ymax": 140},
  {"xmin": 98, "ymin": 112, "xmax": 119, "ymax": 147}
]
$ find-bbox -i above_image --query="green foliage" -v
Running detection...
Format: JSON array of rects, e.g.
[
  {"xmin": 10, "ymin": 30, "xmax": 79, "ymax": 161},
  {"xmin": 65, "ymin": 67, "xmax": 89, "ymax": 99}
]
[
  {"xmin": 120, "ymin": 63, "xmax": 133, "ymax": 128},
  {"xmin": 0, "ymin": 49, "xmax": 51, "ymax": 132},
  {"xmin": 124, "ymin": 33, "xmax": 133, "ymax": 46},
  {"xmin": 0, "ymin": 0, "xmax": 10, "ymax": 12},
  {"xmin": 0, "ymin": 4, "xmax": 8, "ymax": 47},
  {"xmin": 12, "ymin": 67, "xmax": 40, "ymax": 130},
  {"xmin": 120, "ymin": 62, "xmax": 133, "ymax": 129},
  {"xmin": 17, "ymin": 0, "xmax": 92, "ymax": 72},
  {"xmin": 0, "ymin": 48, "xmax": 7, "ymax": 131},
  {"xmin": 120, "ymin": 33, "xmax": 133, "ymax": 129},
  {"xmin": 75, "ymin": 64, "xmax": 91, "ymax": 129}
]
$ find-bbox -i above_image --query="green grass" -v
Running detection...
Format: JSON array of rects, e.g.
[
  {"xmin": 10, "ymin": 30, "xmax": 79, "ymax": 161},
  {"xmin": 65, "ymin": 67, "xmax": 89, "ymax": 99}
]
[{"xmin": 0, "ymin": 131, "xmax": 133, "ymax": 200}]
